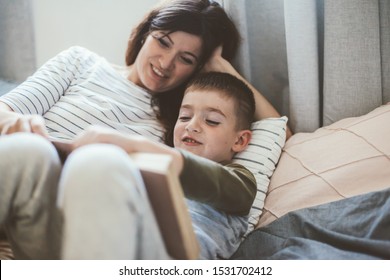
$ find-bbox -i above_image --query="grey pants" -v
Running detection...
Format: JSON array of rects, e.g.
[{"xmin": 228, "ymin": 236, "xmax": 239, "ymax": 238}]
[
  {"xmin": 0, "ymin": 133, "xmax": 62, "ymax": 259},
  {"xmin": 57, "ymin": 144, "xmax": 169, "ymax": 259},
  {"xmin": 0, "ymin": 134, "xmax": 169, "ymax": 259}
]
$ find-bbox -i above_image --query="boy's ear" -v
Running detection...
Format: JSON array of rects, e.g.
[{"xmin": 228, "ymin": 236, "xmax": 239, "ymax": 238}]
[{"xmin": 232, "ymin": 129, "xmax": 252, "ymax": 153}]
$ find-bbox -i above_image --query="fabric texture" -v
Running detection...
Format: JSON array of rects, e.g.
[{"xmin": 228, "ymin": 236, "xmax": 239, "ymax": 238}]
[
  {"xmin": 233, "ymin": 117, "xmax": 287, "ymax": 235},
  {"xmin": 0, "ymin": 238, "xmax": 13, "ymax": 260},
  {"xmin": 0, "ymin": 133, "xmax": 62, "ymax": 259},
  {"xmin": 187, "ymin": 199, "xmax": 248, "ymax": 260},
  {"xmin": 258, "ymin": 104, "xmax": 390, "ymax": 228},
  {"xmin": 180, "ymin": 150, "xmax": 256, "ymax": 216},
  {"xmin": 231, "ymin": 187, "xmax": 390, "ymax": 260},
  {"xmin": 284, "ymin": 0, "xmax": 321, "ymax": 131}
]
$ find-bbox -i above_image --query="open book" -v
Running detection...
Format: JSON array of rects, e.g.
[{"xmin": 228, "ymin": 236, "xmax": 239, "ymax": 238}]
[{"xmin": 51, "ymin": 140, "xmax": 199, "ymax": 260}]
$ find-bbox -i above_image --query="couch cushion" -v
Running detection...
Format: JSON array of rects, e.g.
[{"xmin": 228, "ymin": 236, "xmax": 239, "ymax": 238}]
[
  {"xmin": 233, "ymin": 117, "xmax": 287, "ymax": 235},
  {"xmin": 257, "ymin": 104, "xmax": 390, "ymax": 228},
  {"xmin": 0, "ymin": 79, "xmax": 18, "ymax": 96}
]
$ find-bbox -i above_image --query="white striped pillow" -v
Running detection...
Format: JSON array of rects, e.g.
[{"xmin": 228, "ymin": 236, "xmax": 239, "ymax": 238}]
[{"xmin": 233, "ymin": 117, "xmax": 287, "ymax": 236}]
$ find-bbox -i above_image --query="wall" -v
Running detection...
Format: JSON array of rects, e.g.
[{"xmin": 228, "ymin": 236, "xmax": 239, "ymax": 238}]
[
  {"xmin": 0, "ymin": 0, "xmax": 36, "ymax": 82},
  {"xmin": 32, "ymin": 0, "xmax": 157, "ymax": 67}
]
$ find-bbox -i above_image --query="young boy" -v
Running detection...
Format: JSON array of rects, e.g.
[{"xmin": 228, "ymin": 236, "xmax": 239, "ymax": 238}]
[{"xmin": 59, "ymin": 71, "xmax": 257, "ymax": 259}]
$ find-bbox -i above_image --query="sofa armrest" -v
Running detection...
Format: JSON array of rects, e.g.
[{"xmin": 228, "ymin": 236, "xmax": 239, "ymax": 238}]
[{"xmin": 0, "ymin": 79, "xmax": 18, "ymax": 96}]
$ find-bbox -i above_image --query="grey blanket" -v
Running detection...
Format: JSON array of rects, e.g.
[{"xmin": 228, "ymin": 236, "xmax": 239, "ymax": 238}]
[{"xmin": 231, "ymin": 188, "xmax": 390, "ymax": 260}]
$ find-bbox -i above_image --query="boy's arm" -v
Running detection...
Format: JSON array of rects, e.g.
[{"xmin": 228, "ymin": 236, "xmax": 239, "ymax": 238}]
[{"xmin": 179, "ymin": 150, "xmax": 257, "ymax": 216}]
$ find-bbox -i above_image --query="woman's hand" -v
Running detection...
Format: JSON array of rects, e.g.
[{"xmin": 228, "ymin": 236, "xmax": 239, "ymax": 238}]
[
  {"xmin": 72, "ymin": 125, "xmax": 184, "ymax": 175},
  {"xmin": 0, "ymin": 113, "xmax": 48, "ymax": 137},
  {"xmin": 203, "ymin": 46, "xmax": 239, "ymax": 76},
  {"xmin": 202, "ymin": 46, "xmax": 293, "ymax": 139},
  {"xmin": 72, "ymin": 125, "xmax": 141, "ymax": 152}
]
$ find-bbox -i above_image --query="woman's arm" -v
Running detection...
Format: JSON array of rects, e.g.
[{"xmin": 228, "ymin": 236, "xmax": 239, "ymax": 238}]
[
  {"xmin": 0, "ymin": 47, "xmax": 94, "ymax": 137},
  {"xmin": 204, "ymin": 46, "xmax": 293, "ymax": 139},
  {"xmin": 71, "ymin": 125, "xmax": 185, "ymax": 175},
  {"xmin": 0, "ymin": 47, "xmax": 88, "ymax": 116}
]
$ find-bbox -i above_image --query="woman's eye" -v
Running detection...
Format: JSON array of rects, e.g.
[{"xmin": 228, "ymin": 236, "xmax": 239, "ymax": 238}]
[
  {"xmin": 157, "ymin": 37, "xmax": 170, "ymax": 48},
  {"xmin": 206, "ymin": 120, "xmax": 220, "ymax": 126},
  {"xmin": 180, "ymin": 56, "xmax": 195, "ymax": 65}
]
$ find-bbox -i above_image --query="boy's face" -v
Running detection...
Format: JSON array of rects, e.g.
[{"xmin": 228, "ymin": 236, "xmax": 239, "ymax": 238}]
[{"xmin": 174, "ymin": 89, "xmax": 250, "ymax": 163}]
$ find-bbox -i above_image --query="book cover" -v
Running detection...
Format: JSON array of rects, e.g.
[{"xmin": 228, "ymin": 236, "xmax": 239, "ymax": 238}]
[{"xmin": 130, "ymin": 153, "xmax": 199, "ymax": 260}]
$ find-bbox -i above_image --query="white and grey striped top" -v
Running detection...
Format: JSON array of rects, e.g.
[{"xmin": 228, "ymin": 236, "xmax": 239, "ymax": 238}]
[{"xmin": 0, "ymin": 46, "xmax": 165, "ymax": 143}]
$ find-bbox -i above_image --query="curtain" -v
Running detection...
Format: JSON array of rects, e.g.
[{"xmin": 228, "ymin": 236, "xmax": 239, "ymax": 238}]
[
  {"xmin": 0, "ymin": 0, "xmax": 36, "ymax": 82},
  {"xmin": 221, "ymin": 0, "xmax": 390, "ymax": 133}
]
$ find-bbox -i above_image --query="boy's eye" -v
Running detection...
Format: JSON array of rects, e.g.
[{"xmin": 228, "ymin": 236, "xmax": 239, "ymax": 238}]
[{"xmin": 206, "ymin": 119, "xmax": 220, "ymax": 126}]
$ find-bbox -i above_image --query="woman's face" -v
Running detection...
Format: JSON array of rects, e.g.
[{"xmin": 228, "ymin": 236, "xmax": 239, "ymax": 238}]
[{"xmin": 128, "ymin": 30, "xmax": 203, "ymax": 93}]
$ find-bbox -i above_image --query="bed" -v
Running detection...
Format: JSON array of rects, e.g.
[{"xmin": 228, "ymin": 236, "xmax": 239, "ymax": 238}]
[
  {"xmin": 232, "ymin": 188, "xmax": 390, "ymax": 259},
  {"xmin": 232, "ymin": 104, "xmax": 390, "ymax": 259}
]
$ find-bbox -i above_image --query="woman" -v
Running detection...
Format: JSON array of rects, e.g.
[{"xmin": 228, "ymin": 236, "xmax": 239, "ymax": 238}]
[
  {"xmin": 0, "ymin": 0, "xmax": 241, "ymax": 146},
  {"xmin": 0, "ymin": 0, "xmax": 285, "ymax": 259}
]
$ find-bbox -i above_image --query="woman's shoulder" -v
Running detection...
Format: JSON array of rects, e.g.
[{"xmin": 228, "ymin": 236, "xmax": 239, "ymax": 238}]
[
  {"xmin": 56, "ymin": 46, "xmax": 102, "ymax": 63},
  {"xmin": 46, "ymin": 46, "xmax": 108, "ymax": 73},
  {"xmin": 64, "ymin": 45, "xmax": 95, "ymax": 55}
]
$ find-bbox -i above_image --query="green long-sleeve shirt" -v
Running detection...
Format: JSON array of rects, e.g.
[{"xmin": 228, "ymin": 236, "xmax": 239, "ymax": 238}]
[{"xmin": 179, "ymin": 150, "xmax": 257, "ymax": 216}]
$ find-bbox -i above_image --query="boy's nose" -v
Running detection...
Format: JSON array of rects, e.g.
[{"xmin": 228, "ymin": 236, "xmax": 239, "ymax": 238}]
[
  {"xmin": 186, "ymin": 126, "xmax": 200, "ymax": 133},
  {"xmin": 185, "ymin": 119, "xmax": 201, "ymax": 133}
]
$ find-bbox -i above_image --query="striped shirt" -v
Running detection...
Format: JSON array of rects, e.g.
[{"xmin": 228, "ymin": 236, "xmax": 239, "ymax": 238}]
[{"xmin": 0, "ymin": 46, "xmax": 165, "ymax": 142}]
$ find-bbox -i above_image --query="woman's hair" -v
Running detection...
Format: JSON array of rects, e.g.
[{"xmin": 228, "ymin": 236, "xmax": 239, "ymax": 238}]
[
  {"xmin": 185, "ymin": 72, "xmax": 255, "ymax": 130},
  {"xmin": 126, "ymin": 0, "xmax": 240, "ymax": 146}
]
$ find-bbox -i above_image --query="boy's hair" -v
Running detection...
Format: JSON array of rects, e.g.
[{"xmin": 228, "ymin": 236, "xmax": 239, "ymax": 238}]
[{"xmin": 185, "ymin": 72, "xmax": 256, "ymax": 130}]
